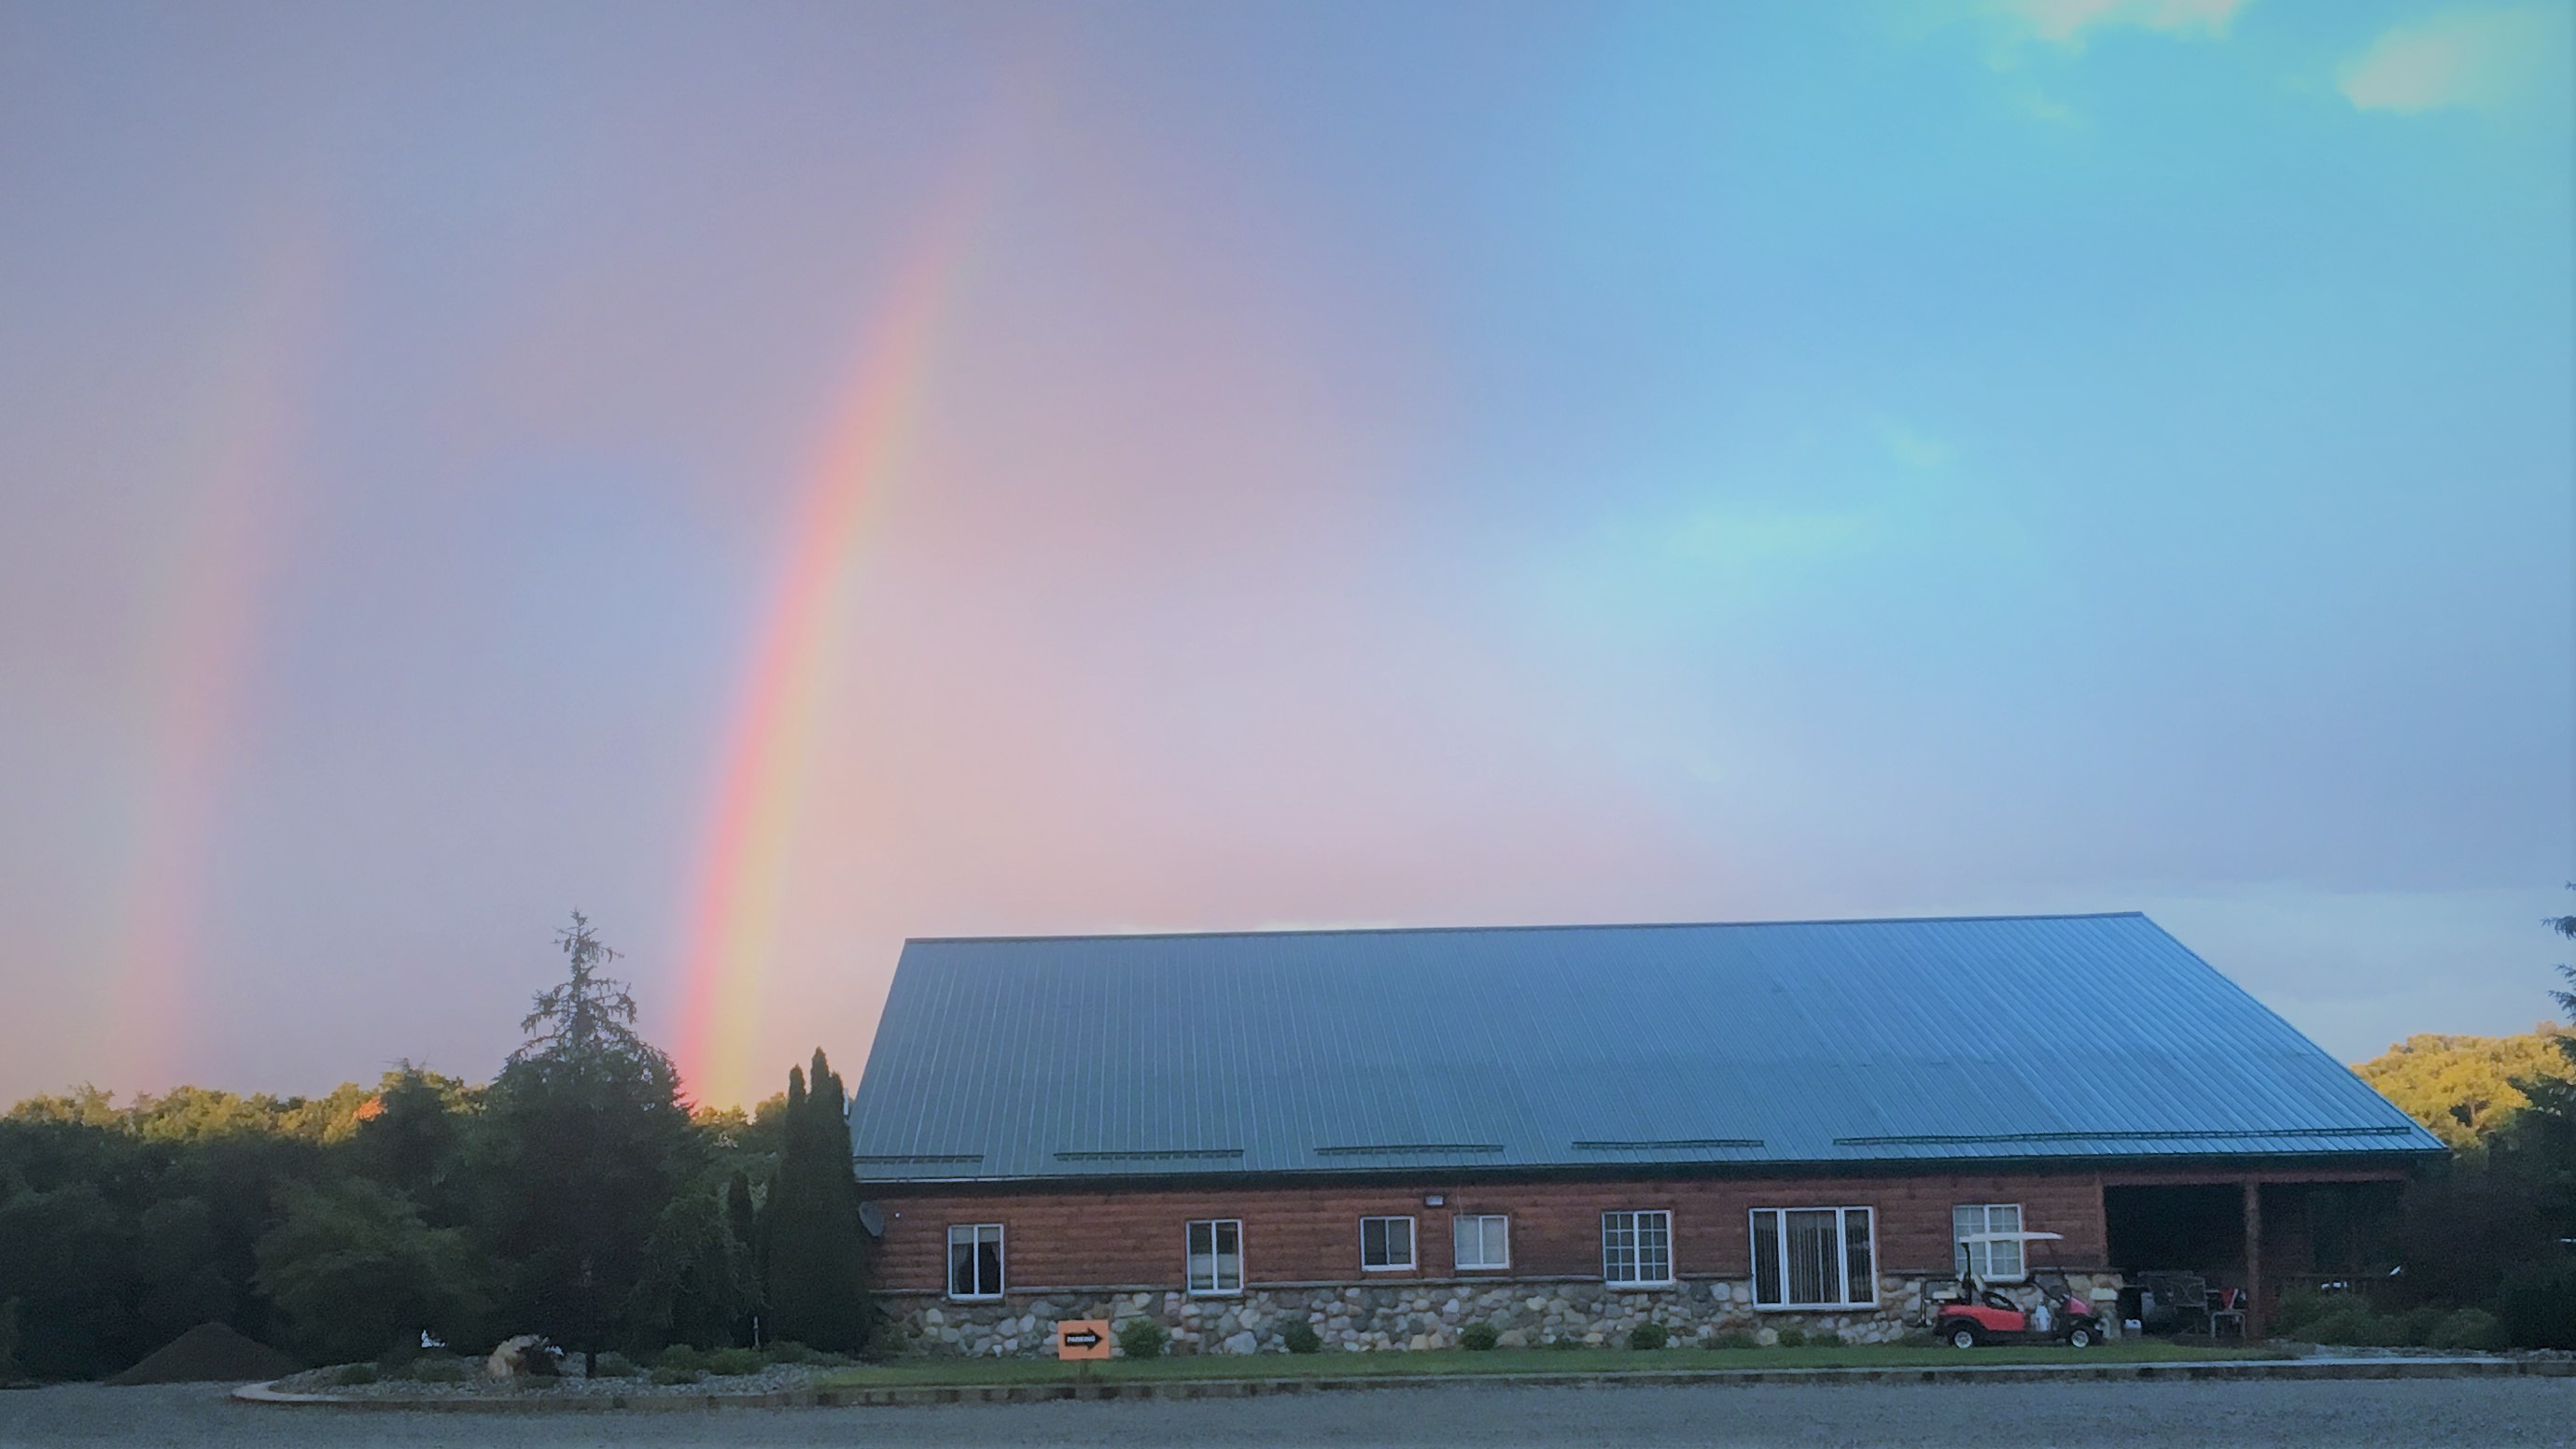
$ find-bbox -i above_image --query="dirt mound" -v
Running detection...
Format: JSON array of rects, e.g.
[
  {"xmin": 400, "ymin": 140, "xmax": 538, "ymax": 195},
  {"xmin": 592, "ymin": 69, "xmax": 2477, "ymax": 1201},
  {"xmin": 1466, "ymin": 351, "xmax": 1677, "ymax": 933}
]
[{"xmin": 106, "ymin": 1323, "xmax": 298, "ymax": 1386}]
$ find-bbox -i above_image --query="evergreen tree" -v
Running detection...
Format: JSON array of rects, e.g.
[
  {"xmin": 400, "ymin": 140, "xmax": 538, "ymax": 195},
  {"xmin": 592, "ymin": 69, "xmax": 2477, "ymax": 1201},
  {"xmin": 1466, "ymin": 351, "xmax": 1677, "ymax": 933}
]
[
  {"xmin": 483, "ymin": 913, "xmax": 702, "ymax": 1372},
  {"xmin": 761, "ymin": 1050, "xmax": 871, "ymax": 1351}
]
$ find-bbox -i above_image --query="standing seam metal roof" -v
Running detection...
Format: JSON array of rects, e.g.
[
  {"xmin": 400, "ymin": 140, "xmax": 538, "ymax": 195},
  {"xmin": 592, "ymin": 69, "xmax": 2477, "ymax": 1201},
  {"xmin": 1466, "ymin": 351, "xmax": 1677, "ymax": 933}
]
[{"xmin": 846, "ymin": 912, "xmax": 2442, "ymax": 1182}]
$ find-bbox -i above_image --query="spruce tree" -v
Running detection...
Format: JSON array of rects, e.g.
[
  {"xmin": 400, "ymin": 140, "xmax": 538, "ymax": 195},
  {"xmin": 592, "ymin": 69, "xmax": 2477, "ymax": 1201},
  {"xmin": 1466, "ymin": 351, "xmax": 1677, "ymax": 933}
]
[{"xmin": 761, "ymin": 1050, "xmax": 871, "ymax": 1351}]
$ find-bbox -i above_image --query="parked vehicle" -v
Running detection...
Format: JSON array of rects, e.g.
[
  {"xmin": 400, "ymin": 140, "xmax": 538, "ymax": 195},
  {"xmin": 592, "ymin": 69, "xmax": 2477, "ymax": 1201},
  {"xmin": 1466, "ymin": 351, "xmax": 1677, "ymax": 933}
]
[{"xmin": 1932, "ymin": 1231, "xmax": 2105, "ymax": 1349}]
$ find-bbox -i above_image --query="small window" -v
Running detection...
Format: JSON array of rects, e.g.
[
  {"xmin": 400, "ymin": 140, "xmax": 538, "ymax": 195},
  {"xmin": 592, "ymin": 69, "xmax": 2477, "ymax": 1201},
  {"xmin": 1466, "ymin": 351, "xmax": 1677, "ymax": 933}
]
[
  {"xmin": 1602, "ymin": 1209, "xmax": 1673, "ymax": 1286},
  {"xmin": 1186, "ymin": 1218, "xmax": 1242, "ymax": 1295},
  {"xmin": 1453, "ymin": 1214, "xmax": 1510, "ymax": 1271},
  {"xmin": 947, "ymin": 1223, "xmax": 1003, "ymax": 1299},
  {"xmin": 1749, "ymin": 1206, "xmax": 1875, "ymax": 1309},
  {"xmin": 1953, "ymin": 1203, "xmax": 2024, "ymax": 1281},
  {"xmin": 1361, "ymin": 1216, "xmax": 1416, "ymax": 1271}
]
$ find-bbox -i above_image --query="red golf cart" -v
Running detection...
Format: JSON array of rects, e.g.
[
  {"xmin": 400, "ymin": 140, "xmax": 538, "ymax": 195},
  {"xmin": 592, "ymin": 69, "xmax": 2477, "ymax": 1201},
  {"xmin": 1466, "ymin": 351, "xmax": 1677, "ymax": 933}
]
[{"xmin": 1928, "ymin": 1231, "xmax": 2105, "ymax": 1349}]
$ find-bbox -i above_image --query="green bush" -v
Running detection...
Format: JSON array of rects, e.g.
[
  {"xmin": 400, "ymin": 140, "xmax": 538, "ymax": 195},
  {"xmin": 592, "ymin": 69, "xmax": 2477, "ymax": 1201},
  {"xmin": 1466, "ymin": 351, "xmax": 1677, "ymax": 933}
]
[
  {"xmin": 705, "ymin": 1347, "xmax": 763, "ymax": 1376},
  {"xmin": 405, "ymin": 1356, "xmax": 469, "ymax": 1383},
  {"xmin": 1703, "ymin": 1330, "xmax": 1757, "ymax": 1350},
  {"xmin": 2302, "ymin": 1300, "xmax": 2401, "ymax": 1346},
  {"xmin": 654, "ymin": 1344, "xmax": 706, "ymax": 1372},
  {"xmin": 2430, "ymin": 1307, "xmax": 2509, "ymax": 1352},
  {"xmin": 331, "ymin": 1363, "xmax": 378, "ymax": 1386},
  {"xmin": 2500, "ymin": 1262, "xmax": 2576, "ymax": 1349},
  {"xmin": 1627, "ymin": 1322, "xmax": 1669, "ymax": 1350},
  {"xmin": 762, "ymin": 1340, "xmax": 817, "ymax": 1364},
  {"xmin": 1116, "ymin": 1318, "xmax": 1168, "ymax": 1359},
  {"xmin": 1810, "ymin": 1330, "xmax": 1843, "ymax": 1348},
  {"xmin": 590, "ymin": 1353, "xmax": 641, "ymax": 1379},
  {"xmin": 1774, "ymin": 1328, "xmax": 1807, "ymax": 1348},
  {"xmin": 1282, "ymin": 1321, "xmax": 1323, "ymax": 1354},
  {"xmin": 1458, "ymin": 1322, "xmax": 1499, "ymax": 1352},
  {"xmin": 650, "ymin": 1364, "xmax": 705, "ymax": 1386},
  {"xmin": 2271, "ymin": 1288, "xmax": 2332, "ymax": 1338},
  {"xmin": 2399, "ymin": 1305, "xmax": 2446, "ymax": 1347}
]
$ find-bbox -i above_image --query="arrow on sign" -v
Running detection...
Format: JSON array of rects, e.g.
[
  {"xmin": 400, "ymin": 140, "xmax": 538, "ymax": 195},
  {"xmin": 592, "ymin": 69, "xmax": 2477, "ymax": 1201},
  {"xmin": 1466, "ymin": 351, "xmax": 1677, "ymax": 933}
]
[{"xmin": 1061, "ymin": 1329, "xmax": 1102, "ymax": 1348}]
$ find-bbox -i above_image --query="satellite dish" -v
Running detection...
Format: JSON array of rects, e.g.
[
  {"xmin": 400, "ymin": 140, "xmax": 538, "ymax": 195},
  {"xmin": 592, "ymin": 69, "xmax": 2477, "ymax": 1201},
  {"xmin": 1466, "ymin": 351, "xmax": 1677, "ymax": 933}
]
[{"xmin": 858, "ymin": 1201, "xmax": 886, "ymax": 1238}]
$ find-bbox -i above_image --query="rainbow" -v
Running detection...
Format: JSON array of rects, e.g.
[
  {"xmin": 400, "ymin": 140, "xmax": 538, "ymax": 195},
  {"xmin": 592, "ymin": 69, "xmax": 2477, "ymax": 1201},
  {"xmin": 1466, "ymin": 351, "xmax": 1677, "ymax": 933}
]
[{"xmin": 678, "ymin": 187, "xmax": 989, "ymax": 1106}]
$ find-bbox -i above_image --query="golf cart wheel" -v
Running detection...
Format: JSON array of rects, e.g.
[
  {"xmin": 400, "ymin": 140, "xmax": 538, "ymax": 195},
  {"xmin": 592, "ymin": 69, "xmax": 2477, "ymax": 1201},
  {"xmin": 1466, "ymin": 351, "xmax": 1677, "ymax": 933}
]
[
  {"xmin": 1946, "ymin": 1325, "xmax": 1979, "ymax": 1350},
  {"xmin": 2065, "ymin": 1325, "xmax": 2096, "ymax": 1349}
]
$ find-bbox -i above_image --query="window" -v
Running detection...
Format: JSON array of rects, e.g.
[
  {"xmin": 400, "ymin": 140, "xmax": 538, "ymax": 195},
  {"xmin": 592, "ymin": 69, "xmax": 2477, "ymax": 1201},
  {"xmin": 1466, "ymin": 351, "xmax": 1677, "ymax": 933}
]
[
  {"xmin": 1953, "ymin": 1203, "xmax": 2024, "ymax": 1281},
  {"xmin": 1601, "ymin": 1210, "xmax": 1673, "ymax": 1286},
  {"xmin": 1186, "ymin": 1218, "xmax": 1242, "ymax": 1294},
  {"xmin": 1749, "ymin": 1207, "xmax": 1875, "ymax": 1309},
  {"xmin": 1361, "ymin": 1216, "xmax": 1415, "ymax": 1271},
  {"xmin": 947, "ymin": 1223, "xmax": 1003, "ymax": 1299},
  {"xmin": 1453, "ymin": 1214, "xmax": 1510, "ymax": 1271}
]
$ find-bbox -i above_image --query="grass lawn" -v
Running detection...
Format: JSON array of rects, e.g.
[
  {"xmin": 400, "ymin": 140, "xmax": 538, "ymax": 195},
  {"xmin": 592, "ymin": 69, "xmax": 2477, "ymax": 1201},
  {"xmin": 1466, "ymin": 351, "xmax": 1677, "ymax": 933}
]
[{"xmin": 821, "ymin": 1340, "xmax": 2270, "ymax": 1388}]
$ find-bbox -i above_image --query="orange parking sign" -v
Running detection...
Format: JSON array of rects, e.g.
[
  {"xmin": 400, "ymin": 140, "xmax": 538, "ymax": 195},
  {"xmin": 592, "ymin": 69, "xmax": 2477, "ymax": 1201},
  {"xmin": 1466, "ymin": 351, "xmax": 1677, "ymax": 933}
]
[{"xmin": 1057, "ymin": 1318, "xmax": 1113, "ymax": 1359}]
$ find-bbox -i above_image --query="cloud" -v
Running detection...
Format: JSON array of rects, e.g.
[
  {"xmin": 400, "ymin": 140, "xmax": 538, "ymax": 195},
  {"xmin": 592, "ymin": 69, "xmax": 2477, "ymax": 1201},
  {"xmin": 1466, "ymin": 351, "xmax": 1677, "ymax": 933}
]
[
  {"xmin": 2339, "ymin": 7, "xmax": 2558, "ymax": 114},
  {"xmin": 1990, "ymin": 0, "xmax": 2250, "ymax": 47}
]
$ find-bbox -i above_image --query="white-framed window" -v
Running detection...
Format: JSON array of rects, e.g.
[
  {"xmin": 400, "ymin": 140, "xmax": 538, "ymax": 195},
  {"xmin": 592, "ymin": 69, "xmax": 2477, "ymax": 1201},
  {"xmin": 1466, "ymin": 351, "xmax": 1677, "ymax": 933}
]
[
  {"xmin": 1186, "ymin": 1218, "xmax": 1242, "ymax": 1295},
  {"xmin": 947, "ymin": 1223, "xmax": 1003, "ymax": 1299},
  {"xmin": 1453, "ymin": 1214, "xmax": 1510, "ymax": 1271},
  {"xmin": 1360, "ymin": 1216, "xmax": 1416, "ymax": 1271},
  {"xmin": 1953, "ymin": 1203, "xmax": 2024, "ymax": 1281},
  {"xmin": 1602, "ymin": 1209, "xmax": 1673, "ymax": 1287},
  {"xmin": 1749, "ymin": 1207, "xmax": 1876, "ymax": 1309}
]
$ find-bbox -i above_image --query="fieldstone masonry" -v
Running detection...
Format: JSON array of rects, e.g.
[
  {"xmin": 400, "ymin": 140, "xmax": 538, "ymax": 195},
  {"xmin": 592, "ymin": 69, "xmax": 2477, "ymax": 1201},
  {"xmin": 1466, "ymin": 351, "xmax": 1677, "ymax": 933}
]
[{"xmin": 891, "ymin": 1273, "xmax": 2125, "ymax": 1357}]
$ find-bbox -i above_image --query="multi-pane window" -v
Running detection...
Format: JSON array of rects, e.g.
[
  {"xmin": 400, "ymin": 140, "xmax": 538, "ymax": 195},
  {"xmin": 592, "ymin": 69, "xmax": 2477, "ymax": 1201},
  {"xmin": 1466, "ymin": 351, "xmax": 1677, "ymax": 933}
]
[
  {"xmin": 1186, "ymin": 1218, "xmax": 1242, "ymax": 1295},
  {"xmin": 1749, "ymin": 1207, "xmax": 1875, "ymax": 1309},
  {"xmin": 1360, "ymin": 1216, "xmax": 1416, "ymax": 1271},
  {"xmin": 1453, "ymin": 1214, "xmax": 1510, "ymax": 1271},
  {"xmin": 947, "ymin": 1223, "xmax": 1003, "ymax": 1299},
  {"xmin": 1953, "ymin": 1203, "xmax": 2024, "ymax": 1281},
  {"xmin": 1601, "ymin": 1210, "xmax": 1673, "ymax": 1286}
]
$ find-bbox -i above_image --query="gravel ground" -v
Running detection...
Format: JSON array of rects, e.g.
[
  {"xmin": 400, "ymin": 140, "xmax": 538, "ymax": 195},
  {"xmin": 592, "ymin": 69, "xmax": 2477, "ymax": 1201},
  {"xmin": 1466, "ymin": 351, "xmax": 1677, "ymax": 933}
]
[{"xmin": 8, "ymin": 1376, "xmax": 2576, "ymax": 1448}]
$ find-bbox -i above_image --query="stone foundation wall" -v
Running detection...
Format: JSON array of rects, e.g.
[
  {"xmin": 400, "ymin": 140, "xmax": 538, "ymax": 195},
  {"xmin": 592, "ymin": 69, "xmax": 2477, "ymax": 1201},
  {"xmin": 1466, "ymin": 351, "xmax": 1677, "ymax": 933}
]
[{"xmin": 894, "ymin": 1273, "xmax": 2125, "ymax": 1358}]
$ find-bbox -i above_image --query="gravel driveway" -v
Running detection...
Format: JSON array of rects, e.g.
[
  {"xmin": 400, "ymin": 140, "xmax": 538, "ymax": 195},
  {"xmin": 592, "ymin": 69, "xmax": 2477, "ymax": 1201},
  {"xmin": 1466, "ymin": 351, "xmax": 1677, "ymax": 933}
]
[{"xmin": 9, "ymin": 1377, "xmax": 2576, "ymax": 1448}]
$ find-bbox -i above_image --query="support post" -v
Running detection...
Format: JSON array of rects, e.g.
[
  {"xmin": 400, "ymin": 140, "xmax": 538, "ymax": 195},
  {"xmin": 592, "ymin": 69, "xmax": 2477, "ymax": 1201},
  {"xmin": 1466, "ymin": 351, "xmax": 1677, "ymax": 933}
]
[{"xmin": 2242, "ymin": 1181, "xmax": 2263, "ymax": 1340}]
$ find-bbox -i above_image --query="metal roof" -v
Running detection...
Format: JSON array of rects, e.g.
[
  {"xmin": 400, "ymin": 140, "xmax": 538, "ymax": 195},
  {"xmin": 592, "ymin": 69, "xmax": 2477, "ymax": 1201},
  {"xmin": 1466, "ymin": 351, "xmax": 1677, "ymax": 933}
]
[{"xmin": 846, "ymin": 912, "xmax": 2442, "ymax": 1183}]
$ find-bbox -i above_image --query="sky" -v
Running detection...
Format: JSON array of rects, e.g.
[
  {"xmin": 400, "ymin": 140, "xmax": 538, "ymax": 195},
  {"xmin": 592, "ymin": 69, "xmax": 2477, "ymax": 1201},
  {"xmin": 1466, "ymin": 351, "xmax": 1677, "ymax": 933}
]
[{"xmin": 0, "ymin": 0, "xmax": 2568, "ymax": 1108}]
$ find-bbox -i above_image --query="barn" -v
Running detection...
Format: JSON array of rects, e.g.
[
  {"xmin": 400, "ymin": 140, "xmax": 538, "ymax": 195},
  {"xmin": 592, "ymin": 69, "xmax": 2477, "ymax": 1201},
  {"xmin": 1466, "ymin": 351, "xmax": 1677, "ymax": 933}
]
[{"xmin": 844, "ymin": 912, "xmax": 2440, "ymax": 1355}]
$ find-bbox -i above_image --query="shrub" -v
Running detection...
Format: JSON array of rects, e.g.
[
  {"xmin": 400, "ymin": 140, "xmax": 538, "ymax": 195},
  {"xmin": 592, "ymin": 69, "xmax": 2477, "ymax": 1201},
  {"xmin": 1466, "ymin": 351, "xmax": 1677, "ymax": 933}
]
[
  {"xmin": 1704, "ymin": 1330, "xmax": 1757, "ymax": 1350},
  {"xmin": 1774, "ymin": 1328, "xmax": 1807, "ymax": 1348},
  {"xmin": 1627, "ymin": 1322, "xmax": 1669, "ymax": 1350},
  {"xmin": 2301, "ymin": 1300, "xmax": 2401, "ymax": 1346},
  {"xmin": 1810, "ymin": 1330, "xmax": 1843, "ymax": 1348},
  {"xmin": 1546, "ymin": 1334, "xmax": 1584, "ymax": 1350},
  {"xmin": 654, "ymin": 1344, "xmax": 707, "ymax": 1372},
  {"xmin": 763, "ymin": 1340, "xmax": 817, "ymax": 1365},
  {"xmin": 2400, "ymin": 1305, "xmax": 2446, "ymax": 1347},
  {"xmin": 331, "ymin": 1363, "xmax": 378, "ymax": 1386},
  {"xmin": 2272, "ymin": 1288, "xmax": 2336, "ymax": 1338},
  {"xmin": 1282, "ymin": 1321, "xmax": 1323, "ymax": 1354},
  {"xmin": 1116, "ymin": 1318, "xmax": 1168, "ymax": 1359},
  {"xmin": 2500, "ymin": 1262, "xmax": 2576, "ymax": 1349},
  {"xmin": 405, "ymin": 1357, "xmax": 469, "ymax": 1384},
  {"xmin": 651, "ymin": 1364, "xmax": 705, "ymax": 1386},
  {"xmin": 590, "ymin": 1353, "xmax": 641, "ymax": 1379},
  {"xmin": 2430, "ymin": 1307, "xmax": 2509, "ymax": 1352},
  {"xmin": 1458, "ymin": 1323, "xmax": 1499, "ymax": 1352},
  {"xmin": 705, "ymin": 1347, "xmax": 763, "ymax": 1376}
]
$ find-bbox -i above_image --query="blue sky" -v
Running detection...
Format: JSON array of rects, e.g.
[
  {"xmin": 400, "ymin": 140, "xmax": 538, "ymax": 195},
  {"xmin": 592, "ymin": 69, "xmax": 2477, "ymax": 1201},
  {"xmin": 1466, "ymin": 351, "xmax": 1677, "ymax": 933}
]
[{"xmin": 0, "ymin": 0, "xmax": 2568, "ymax": 1103}]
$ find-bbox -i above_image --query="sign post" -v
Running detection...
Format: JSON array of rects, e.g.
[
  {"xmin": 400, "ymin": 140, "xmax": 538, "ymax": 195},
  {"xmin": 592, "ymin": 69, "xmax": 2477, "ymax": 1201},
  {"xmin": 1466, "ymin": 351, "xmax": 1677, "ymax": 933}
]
[{"xmin": 1057, "ymin": 1318, "xmax": 1112, "ymax": 1361}]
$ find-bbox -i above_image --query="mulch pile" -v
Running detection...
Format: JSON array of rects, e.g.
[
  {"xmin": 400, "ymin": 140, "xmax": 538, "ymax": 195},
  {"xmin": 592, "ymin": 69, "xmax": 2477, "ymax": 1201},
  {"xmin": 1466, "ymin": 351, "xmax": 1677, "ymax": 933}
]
[{"xmin": 105, "ymin": 1323, "xmax": 299, "ymax": 1386}]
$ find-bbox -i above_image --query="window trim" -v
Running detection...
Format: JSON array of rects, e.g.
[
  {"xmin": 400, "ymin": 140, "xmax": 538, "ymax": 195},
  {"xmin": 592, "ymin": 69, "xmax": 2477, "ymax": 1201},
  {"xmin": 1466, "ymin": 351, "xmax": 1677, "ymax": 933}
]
[
  {"xmin": 1747, "ymin": 1205, "xmax": 1877, "ymax": 1311},
  {"xmin": 1601, "ymin": 1208, "xmax": 1676, "ymax": 1287},
  {"xmin": 1185, "ymin": 1217, "xmax": 1244, "ymax": 1297},
  {"xmin": 1953, "ymin": 1203, "xmax": 2027, "ymax": 1283},
  {"xmin": 1453, "ymin": 1213, "xmax": 1511, "ymax": 1272},
  {"xmin": 1359, "ymin": 1215, "xmax": 1417, "ymax": 1272},
  {"xmin": 945, "ymin": 1222, "xmax": 1005, "ymax": 1301}
]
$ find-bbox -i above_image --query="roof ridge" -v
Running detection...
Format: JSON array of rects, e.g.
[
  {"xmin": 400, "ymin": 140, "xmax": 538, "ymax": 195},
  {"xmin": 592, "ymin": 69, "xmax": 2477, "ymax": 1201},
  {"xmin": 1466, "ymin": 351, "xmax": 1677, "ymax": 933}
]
[{"xmin": 903, "ymin": 910, "xmax": 2149, "ymax": 948}]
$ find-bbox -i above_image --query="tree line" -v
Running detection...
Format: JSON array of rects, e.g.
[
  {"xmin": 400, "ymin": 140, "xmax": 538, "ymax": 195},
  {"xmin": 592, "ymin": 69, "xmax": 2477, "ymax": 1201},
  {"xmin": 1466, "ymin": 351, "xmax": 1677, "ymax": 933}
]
[{"xmin": 0, "ymin": 914, "xmax": 871, "ymax": 1381}]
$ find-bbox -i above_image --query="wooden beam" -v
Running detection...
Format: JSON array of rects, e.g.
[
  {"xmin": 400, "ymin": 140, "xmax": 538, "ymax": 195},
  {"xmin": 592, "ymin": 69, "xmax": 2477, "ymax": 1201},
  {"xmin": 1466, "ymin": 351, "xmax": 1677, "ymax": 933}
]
[{"xmin": 2243, "ymin": 1180, "xmax": 2263, "ymax": 1340}]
